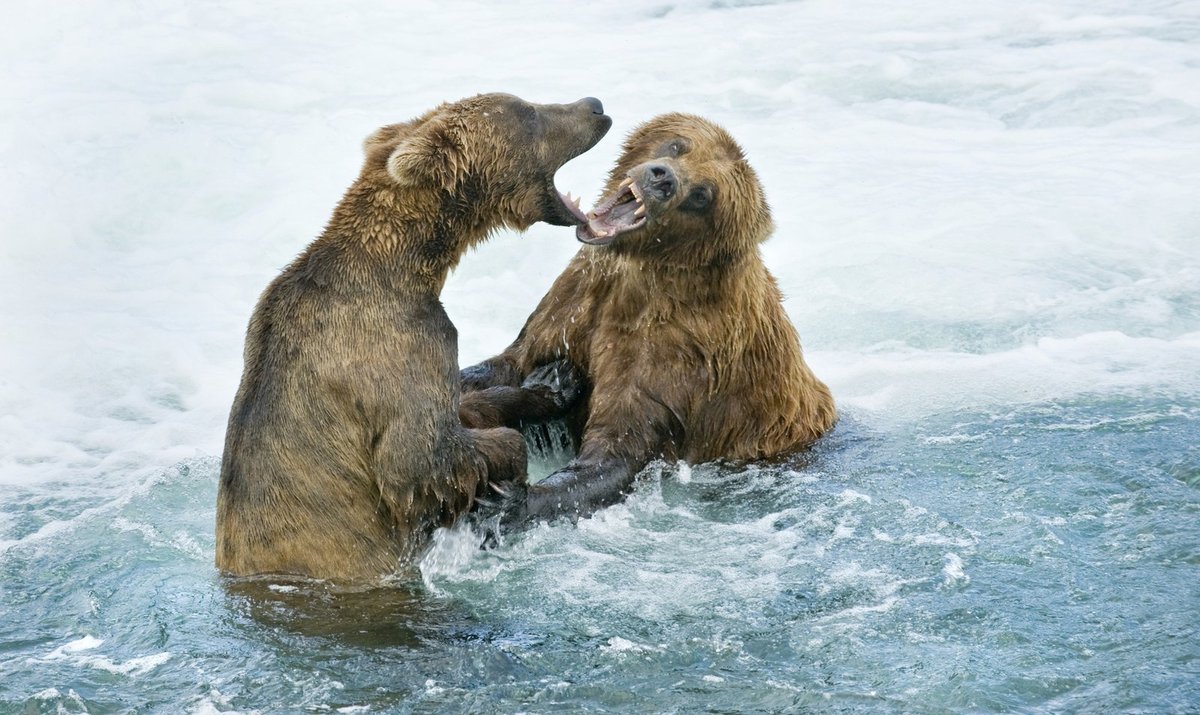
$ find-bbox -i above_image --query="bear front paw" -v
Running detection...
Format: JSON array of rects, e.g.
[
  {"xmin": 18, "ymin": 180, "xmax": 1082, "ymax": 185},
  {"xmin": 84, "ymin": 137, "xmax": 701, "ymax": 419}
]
[
  {"xmin": 471, "ymin": 478, "xmax": 530, "ymax": 546},
  {"xmin": 523, "ymin": 359, "xmax": 584, "ymax": 410},
  {"xmin": 460, "ymin": 363, "xmax": 496, "ymax": 392},
  {"xmin": 461, "ymin": 358, "xmax": 521, "ymax": 392}
]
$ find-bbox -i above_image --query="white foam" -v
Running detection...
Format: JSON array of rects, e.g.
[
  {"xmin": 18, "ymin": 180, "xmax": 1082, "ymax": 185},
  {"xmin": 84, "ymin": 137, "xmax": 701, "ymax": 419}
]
[
  {"xmin": 832, "ymin": 519, "xmax": 857, "ymax": 541},
  {"xmin": 838, "ymin": 490, "xmax": 873, "ymax": 506},
  {"xmin": 600, "ymin": 636, "xmax": 662, "ymax": 655},
  {"xmin": 29, "ymin": 688, "xmax": 88, "ymax": 710},
  {"xmin": 47, "ymin": 636, "xmax": 103, "ymax": 655},
  {"xmin": 32, "ymin": 688, "xmax": 62, "ymax": 700},
  {"xmin": 942, "ymin": 552, "xmax": 970, "ymax": 587},
  {"xmin": 419, "ymin": 521, "xmax": 489, "ymax": 593},
  {"xmin": 923, "ymin": 433, "xmax": 986, "ymax": 445},
  {"xmin": 190, "ymin": 692, "xmax": 261, "ymax": 715},
  {"xmin": 823, "ymin": 332, "xmax": 1200, "ymax": 425},
  {"xmin": 32, "ymin": 637, "xmax": 170, "ymax": 677}
]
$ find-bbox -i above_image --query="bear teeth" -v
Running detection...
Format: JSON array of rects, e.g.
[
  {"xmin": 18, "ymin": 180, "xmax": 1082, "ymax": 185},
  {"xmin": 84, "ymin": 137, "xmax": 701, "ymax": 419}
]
[
  {"xmin": 628, "ymin": 181, "xmax": 645, "ymax": 206},
  {"xmin": 558, "ymin": 189, "xmax": 590, "ymax": 222},
  {"xmin": 578, "ymin": 175, "xmax": 648, "ymax": 243}
]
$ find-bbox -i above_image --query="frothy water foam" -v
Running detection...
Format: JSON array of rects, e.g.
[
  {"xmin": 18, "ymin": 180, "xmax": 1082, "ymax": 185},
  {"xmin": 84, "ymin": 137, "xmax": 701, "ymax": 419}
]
[{"xmin": 3, "ymin": 0, "xmax": 1199, "ymax": 712}]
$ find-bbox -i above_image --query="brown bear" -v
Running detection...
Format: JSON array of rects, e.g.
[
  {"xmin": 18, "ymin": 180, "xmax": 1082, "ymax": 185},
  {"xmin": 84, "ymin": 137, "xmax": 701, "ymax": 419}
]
[
  {"xmin": 215, "ymin": 93, "xmax": 611, "ymax": 581},
  {"xmin": 461, "ymin": 113, "xmax": 836, "ymax": 522}
]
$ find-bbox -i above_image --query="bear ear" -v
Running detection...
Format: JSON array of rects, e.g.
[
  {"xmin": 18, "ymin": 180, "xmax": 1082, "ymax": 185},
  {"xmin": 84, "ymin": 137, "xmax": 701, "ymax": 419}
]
[
  {"xmin": 385, "ymin": 120, "xmax": 464, "ymax": 190},
  {"xmin": 363, "ymin": 123, "xmax": 405, "ymax": 156}
]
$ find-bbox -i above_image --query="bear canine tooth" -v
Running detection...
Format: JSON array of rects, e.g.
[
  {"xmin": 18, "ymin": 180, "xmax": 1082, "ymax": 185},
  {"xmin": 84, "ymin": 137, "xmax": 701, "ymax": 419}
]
[{"xmin": 634, "ymin": 205, "xmax": 646, "ymax": 218}]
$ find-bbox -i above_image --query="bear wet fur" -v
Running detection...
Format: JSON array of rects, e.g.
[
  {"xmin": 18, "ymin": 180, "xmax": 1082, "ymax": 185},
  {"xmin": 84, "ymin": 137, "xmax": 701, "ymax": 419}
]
[
  {"xmin": 216, "ymin": 93, "xmax": 610, "ymax": 581},
  {"xmin": 462, "ymin": 113, "xmax": 837, "ymax": 522}
]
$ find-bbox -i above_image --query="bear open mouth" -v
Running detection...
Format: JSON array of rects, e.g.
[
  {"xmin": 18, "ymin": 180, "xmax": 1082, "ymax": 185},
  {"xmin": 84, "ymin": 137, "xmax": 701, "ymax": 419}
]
[
  {"xmin": 554, "ymin": 188, "xmax": 589, "ymax": 226},
  {"xmin": 573, "ymin": 177, "xmax": 648, "ymax": 246}
]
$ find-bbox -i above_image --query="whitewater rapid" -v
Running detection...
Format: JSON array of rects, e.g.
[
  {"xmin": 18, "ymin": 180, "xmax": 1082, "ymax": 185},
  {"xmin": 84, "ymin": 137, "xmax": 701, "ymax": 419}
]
[{"xmin": 1, "ymin": 1, "xmax": 1198, "ymax": 712}]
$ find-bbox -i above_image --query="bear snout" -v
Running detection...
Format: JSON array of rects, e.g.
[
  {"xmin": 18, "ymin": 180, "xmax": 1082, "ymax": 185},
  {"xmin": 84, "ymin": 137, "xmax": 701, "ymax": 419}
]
[
  {"xmin": 582, "ymin": 96, "xmax": 605, "ymax": 116},
  {"xmin": 643, "ymin": 163, "xmax": 677, "ymax": 201}
]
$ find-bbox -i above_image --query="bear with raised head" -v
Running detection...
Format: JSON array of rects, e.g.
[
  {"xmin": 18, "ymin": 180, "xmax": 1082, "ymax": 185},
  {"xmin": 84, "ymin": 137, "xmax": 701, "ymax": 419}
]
[
  {"xmin": 462, "ymin": 113, "xmax": 836, "ymax": 522},
  {"xmin": 216, "ymin": 93, "xmax": 611, "ymax": 581}
]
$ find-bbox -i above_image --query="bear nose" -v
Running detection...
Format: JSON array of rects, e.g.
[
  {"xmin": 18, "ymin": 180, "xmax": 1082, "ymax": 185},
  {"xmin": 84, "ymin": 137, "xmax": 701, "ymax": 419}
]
[
  {"xmin": 643, "ymin": 163, "xmax": 676, "ymax": 200},
  {"xmin": 581, "ymin": 97, "xmax": 605, "ymax": 115}
]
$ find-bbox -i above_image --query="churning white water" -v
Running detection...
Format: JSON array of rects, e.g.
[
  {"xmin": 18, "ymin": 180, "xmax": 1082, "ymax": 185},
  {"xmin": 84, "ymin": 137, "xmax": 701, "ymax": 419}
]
[{"xmin": 2, "ymin": 1, "xmax": 1198, "ymax": 712}]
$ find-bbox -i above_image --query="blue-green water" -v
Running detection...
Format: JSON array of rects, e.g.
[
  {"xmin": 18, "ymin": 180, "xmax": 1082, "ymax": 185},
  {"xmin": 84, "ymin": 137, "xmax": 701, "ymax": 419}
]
[{"xmin": 3, "ymin": 396, "xmax": 1197, "ymax": 713}]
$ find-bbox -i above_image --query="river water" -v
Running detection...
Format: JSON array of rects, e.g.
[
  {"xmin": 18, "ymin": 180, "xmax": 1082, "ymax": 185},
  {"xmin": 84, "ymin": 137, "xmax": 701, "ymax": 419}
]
[{"xmin": 2, "ymin": 1, "xmax": 1198, "ymax": 712}]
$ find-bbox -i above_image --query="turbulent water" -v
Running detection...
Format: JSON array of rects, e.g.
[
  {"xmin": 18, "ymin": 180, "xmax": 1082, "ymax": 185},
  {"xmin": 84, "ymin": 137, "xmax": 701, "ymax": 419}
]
[{"xmin": 2, "ymin": 1, "xmax": 1199, "ymax": 713}]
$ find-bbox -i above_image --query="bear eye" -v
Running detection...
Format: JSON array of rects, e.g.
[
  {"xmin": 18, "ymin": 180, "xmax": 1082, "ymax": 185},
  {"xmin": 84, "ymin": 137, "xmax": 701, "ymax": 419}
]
[
  {"xmin": 680, "ymin": 185, "xmax": 713, "ymax": 213},
  {"xmin": 661, "ymin": 138, "xmax": 690, "ymax": 158}
]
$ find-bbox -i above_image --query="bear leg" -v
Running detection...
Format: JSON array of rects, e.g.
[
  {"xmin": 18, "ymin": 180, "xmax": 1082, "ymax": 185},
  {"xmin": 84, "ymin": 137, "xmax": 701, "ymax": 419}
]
[
  {"xmin": 458, "ymin": 360, "xmax": 584, "ymax": 429},
  {"xmin": 460, "ymin": 356, "xmax": 522, "ymax": 391}
]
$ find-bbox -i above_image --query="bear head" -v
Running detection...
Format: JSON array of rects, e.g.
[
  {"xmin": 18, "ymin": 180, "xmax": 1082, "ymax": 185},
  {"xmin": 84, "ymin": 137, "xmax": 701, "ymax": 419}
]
[
  {"xmin": 574, "ymin": 113, "xmax": 774, "ymax": 268},
  {"xmin": 361, "ymin": 93, "xmax": 611, "ymax": 231}
]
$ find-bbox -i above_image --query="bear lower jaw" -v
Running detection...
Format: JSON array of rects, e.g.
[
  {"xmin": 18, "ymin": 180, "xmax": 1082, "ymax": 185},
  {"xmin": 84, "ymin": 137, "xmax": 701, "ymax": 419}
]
[
  {"xmin": 538, "ymin": 181, "xmax": 595, "ymax": 227},
  {"xmin": 576, "ymin": 178, "xmax": 648, "ymax": 245}
]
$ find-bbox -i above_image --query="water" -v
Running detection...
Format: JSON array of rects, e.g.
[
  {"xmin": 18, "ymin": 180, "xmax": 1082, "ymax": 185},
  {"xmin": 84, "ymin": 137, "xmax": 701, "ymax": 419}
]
[
  {"xmin": 3, "ymin": 403, "xmax": 1197, "ymax": 712},
  {"xmin": 2, "ymin": 1, "xmax": 1199, "ymax": 713}
]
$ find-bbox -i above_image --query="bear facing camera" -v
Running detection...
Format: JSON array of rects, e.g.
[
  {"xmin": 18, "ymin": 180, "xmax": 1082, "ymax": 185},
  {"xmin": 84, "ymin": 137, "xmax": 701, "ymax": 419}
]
[{"xmin": 462, "ymin": 113, "xmax": 837, "ymax": 524}]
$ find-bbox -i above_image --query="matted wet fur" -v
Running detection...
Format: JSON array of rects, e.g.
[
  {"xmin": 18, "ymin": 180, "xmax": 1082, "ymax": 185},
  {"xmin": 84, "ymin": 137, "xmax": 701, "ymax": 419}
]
[
  {"xmin": 462, "ymin": 113, "xmax": 836, "ymax": 522},
  {"xmin": 216, "ymin": 93, "xmax": 610, "ymax": 581}
]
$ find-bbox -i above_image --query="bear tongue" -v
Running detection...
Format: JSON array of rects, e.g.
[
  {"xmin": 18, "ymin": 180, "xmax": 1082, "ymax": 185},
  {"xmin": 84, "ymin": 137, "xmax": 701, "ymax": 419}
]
[
  {"xmin": 585, "ymin": 215, "xmax": 614, "ymax": 237},
  {"xmin": 579, "ymin": 180, "xmax": 648, "ymax": 243},
  {"xmin": 586, "ymin": 196, "xmax": 638, "ymax": 234},
  {"xmin": 608, "ymin": 196, "xmax": 640, "ymax": 222},
  {"xmin": 581, "ymin": 207, "xmax": 626, "ymax": 242}
]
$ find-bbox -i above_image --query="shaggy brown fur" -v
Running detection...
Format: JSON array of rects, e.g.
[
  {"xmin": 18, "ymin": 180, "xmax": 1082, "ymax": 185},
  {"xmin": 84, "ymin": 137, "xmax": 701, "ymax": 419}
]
[
  {"xmin": 216, "ymin": 94, "xmax": 610, "ymax": 580},
  {"xmin": 462, "ymin": 113, "xmax": 836, "ymax": 521}
]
